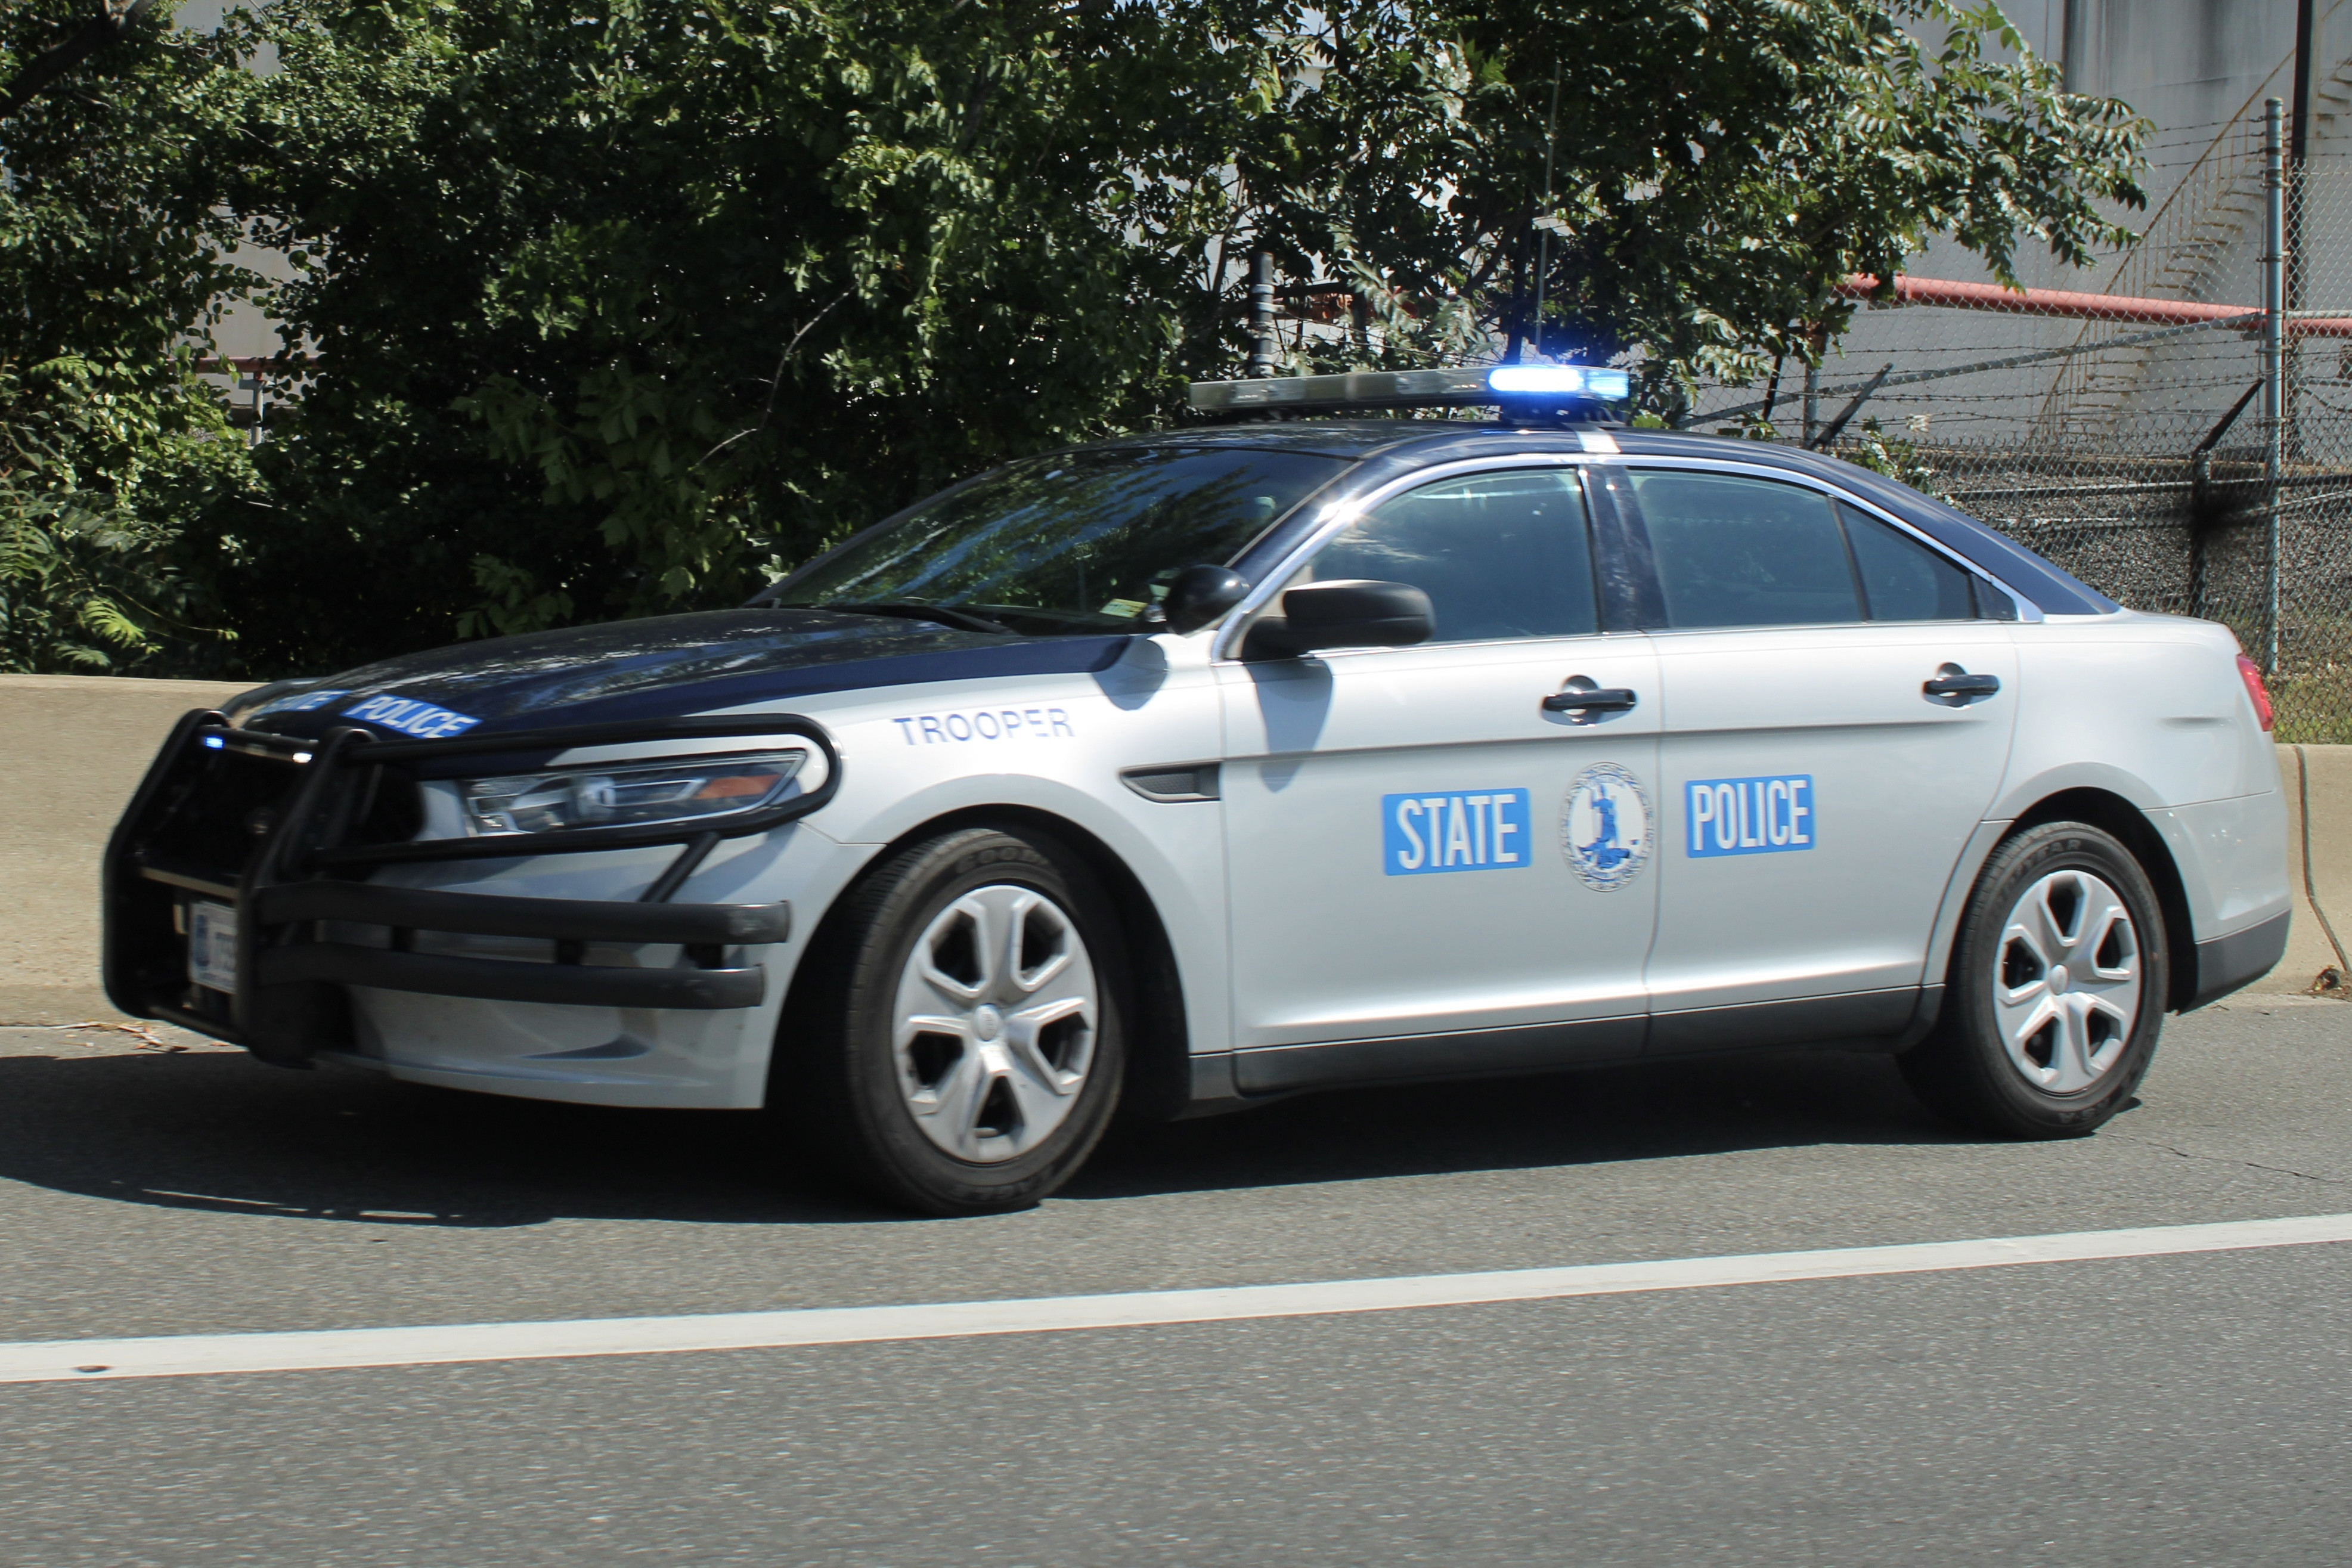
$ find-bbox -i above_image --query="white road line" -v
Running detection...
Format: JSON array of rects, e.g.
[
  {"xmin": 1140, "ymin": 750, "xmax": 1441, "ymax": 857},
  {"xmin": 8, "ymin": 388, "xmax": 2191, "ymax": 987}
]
[{"xmin": 7, "ymin": 1212, "xmax": 2351, "ymax": 1386}]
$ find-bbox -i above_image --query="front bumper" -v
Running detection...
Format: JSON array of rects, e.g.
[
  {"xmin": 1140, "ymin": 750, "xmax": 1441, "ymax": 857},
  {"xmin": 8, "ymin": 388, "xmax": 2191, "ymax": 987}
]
[{"xmin": 104, "ymin": 709, "xmax": 838, "ymax": 1064}]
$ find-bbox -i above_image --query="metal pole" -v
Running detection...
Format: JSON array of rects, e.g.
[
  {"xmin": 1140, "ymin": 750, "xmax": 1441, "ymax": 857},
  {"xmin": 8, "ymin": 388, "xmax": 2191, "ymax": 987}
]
[
  {"xmin": 1247, "ymin": 250, "xmax": 1278, "ymax": 377},
  {"xmin": 2293, "ymin": 0, "xmax": 2316, "ymax": 169},
  {"xmin": 2264, "ymin": 99, "xmax": 2286, "ymax": 673},
  {"xmin": 1802, "ymin": 360, "xmax": 1818, "ymax": 447}
]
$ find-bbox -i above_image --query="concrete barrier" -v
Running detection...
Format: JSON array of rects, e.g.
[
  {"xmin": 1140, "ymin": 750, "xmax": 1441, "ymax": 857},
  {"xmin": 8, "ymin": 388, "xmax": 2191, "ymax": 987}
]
[
  {"xmin": 2, "ymin": 671, "xmax": 2347, "ymax": 1024},
  {"xmin": 0, "ymin": 674, "xmax": 249, "ymax": 1022},
  {"xmin": 2279, "ymin": 744, "xmax": 2352, "ymax": 994}
]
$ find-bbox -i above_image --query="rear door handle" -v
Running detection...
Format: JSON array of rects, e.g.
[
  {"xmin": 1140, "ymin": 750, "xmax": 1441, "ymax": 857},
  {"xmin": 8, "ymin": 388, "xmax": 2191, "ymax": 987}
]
[
  {"xmin": 1923, "ymin": 668, "xmax": 2001, "ymax": 703},
  {"xmin": 1542, "ymin": 686, "xmax": 1639, "ymax": 715}
]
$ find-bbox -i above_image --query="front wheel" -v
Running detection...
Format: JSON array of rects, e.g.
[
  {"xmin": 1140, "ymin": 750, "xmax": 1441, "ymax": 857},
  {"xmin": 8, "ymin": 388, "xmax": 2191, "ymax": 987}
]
[
  {"xmin": 1900, "ymin": 820, "xmax": 2168, "ymax": 1139},
  {"xmin": 783, "ymin": 826, "xmax": 1126, "ymax": 1214}
]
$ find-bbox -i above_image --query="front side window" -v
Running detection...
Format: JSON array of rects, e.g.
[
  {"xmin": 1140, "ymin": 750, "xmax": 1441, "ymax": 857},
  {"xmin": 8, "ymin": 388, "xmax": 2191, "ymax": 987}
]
[
  {"xmin": 1286, "ymin": 468, "xmax": 1600, "ymax": 644},
  {"xmin": 766, "ymin": 446, "xmax": 1347, "ymax": 636},
  {"xmin": 1632, "ymin": 470, "xmax": 1985, "ymax": 630}
]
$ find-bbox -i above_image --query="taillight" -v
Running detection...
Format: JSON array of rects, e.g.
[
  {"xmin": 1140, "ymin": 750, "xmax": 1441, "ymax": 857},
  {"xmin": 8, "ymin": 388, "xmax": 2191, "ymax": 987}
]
[{"xmin": 2237, "ymin": 653, "xmax": 2274, "ymax": 732}]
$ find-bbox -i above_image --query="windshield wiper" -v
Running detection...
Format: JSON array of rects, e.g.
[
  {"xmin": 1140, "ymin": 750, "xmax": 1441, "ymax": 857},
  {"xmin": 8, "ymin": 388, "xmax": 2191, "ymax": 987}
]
[{"xmin": 801, "ymin": 601, "xmax": 1016, "ymax": 636}]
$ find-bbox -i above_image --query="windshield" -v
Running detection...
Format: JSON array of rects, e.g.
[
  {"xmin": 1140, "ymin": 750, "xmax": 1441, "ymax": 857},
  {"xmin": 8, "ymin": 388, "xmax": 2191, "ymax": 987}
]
[{"xmin": 764, "ymin": 446, "xmax": 1348, "ymax": 635}]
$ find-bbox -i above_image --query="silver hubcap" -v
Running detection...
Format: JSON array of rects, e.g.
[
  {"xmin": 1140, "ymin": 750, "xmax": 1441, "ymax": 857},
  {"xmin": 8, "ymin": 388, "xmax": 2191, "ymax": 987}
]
[
  {"xmin": 892, "ymin": 884, "xmax": 1098, "ymax": 1163},
  {"xmin": 1993, "ymin": 869, "xmax": 2141, "ymax": 1093}
]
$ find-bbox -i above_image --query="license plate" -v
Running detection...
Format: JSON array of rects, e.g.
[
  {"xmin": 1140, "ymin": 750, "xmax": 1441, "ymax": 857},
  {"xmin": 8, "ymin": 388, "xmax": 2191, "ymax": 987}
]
[{"xmin": 187, "ymin": 901, "xmax": 238, "ymax": 993}]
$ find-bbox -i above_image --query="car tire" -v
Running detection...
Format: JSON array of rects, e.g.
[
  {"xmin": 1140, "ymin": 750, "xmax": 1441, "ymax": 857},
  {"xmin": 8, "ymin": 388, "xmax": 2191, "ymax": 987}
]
[
  {"xmin": 782, "ymin": 825, "xmax": 1126, "ymax": 1215},
  {"xmin": 1900, "ymin": 820, "xmax": 2169, "ymax": 1139}
]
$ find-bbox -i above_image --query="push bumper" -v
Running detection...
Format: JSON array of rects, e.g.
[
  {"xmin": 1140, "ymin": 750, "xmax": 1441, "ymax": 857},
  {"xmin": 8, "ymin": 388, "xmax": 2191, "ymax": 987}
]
[
  {"xmin": 103, "ymin": 709, "xmax": 838, "ymax": 1064},
  {"xmin": 254, "ymin": 882, "xmax": 789, "ymax": 1011}
]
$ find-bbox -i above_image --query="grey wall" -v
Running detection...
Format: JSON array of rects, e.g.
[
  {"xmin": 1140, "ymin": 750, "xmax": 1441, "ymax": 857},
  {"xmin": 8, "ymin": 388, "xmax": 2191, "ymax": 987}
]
[{"xmin": 168, "ymin": 2, "xmax": 284, "ymax": 361}]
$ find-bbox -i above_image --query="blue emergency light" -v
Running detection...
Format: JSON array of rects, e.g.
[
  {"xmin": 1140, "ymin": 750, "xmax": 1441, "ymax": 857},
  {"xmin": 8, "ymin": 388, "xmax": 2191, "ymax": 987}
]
[{"xmin": 1486, "ymin": 364, "xmax": 1633, "ymax": 399}]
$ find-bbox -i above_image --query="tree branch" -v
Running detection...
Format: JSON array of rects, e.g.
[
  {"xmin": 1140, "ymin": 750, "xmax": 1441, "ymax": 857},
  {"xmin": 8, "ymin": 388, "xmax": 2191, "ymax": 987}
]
[
  {"xmin": 0, "ymin": 0, "xmax": 157, "ymax": 123},
  {"xmin": 695, "ymin": 286, "xmax": 853, "ymax": 469}
]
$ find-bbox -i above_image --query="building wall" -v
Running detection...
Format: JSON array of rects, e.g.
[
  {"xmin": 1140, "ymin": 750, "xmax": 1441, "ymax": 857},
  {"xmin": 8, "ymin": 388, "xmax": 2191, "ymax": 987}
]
[{"xmin": 1812, "ymin": 1, "xmax": 2330, "ymax": 439}]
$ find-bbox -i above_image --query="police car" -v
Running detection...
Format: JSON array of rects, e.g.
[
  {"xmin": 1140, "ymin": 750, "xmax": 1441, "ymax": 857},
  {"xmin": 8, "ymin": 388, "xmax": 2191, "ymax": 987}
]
[{"xmin": 103, "ymin": 365, "xmax": 2292, "ymax": 1214}]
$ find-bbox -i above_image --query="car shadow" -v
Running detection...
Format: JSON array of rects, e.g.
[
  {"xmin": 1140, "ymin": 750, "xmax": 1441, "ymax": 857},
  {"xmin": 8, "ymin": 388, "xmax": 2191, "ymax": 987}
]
[
  {"xmin": 0, "ymin": 1038, "xmax": 1985, "ymax": 1230},
  {"xmin": 1073, "ymin": 1046, "xmax": 1974, "ymax": 1200},
  {"xmin": 0, "ymin": 1046, "xmax": 878, "ymax": 1229}
]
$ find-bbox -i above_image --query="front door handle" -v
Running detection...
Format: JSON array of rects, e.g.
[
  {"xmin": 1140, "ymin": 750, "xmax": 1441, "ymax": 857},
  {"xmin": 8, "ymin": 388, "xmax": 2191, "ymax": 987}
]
[
  {"xmin": 1543, "ymin": 684, "xmax": 1639, "ymax": 717},
  {"xmin": 1923, "ymin": 665, "xmax": 2001, "ymax": 704}
]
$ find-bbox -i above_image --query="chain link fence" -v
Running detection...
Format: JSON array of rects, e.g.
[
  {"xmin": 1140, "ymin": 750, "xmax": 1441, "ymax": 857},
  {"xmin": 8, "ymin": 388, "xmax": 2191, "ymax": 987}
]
[{"xmin": 1680, "ymin": 109, "xmax": 2352, "ymax": 743}]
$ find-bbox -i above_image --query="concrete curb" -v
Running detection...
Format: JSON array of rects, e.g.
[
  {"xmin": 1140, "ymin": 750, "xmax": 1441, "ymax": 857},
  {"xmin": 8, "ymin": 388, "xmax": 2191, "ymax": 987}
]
[{"xmin": 2, "ymin": 671, "xmax": 2345, "ymax": 1022}]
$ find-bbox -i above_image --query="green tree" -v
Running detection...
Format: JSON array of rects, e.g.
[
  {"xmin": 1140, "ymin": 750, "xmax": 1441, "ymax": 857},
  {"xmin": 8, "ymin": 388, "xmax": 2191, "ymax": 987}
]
[
  {"xmin": 142, "ymin": 0, "xmax": 2141, "ymax": 674},
  {"xmin": 0, "ymin": 0, "xmax": 252, "ymax": 673},
  {"xmin": 209, "ymin": 0, "xmax": 1288, "ymax": 671},
  {"xmin": 1231, "ymin": 1, "xmax": 2146, "ymax": 402}
]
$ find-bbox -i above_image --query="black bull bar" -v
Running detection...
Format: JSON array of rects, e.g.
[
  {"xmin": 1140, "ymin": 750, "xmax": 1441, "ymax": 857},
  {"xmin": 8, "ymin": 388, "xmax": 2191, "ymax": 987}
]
[{"xmin": 102, "ymin": 710, "xmax": 841, "ymax": 1065}]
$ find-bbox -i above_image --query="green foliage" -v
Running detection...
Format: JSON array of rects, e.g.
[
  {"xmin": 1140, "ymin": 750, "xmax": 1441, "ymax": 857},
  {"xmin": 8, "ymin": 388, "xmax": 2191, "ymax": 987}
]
[
  {"xmin": 0, "ymin": 0, "xmax": 251, "ymax": 673},
  {"xmin": 0, "ymin": 362, "xmax": 223, "ymax": 669},
  {"xmin": 207, "ymin": 0, "xmax": 1291, "ymax": 668},
  {"xmin": 1837, "ymin": 417, "xmax": 1950, "ymax": 496},
  {"xmin": 8, "ymin": 0, "xmax": 2147, "ymax": 675},
  {"xmin": 1238, "ymin": 1, "xmax": 2146, "ymax": 403}
]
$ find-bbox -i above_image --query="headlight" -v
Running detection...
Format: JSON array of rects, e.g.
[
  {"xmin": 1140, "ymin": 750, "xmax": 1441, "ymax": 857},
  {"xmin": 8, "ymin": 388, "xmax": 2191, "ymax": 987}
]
[{"xmin": 462, "ymin": 750, "xmax": 807, "ymax": 836}]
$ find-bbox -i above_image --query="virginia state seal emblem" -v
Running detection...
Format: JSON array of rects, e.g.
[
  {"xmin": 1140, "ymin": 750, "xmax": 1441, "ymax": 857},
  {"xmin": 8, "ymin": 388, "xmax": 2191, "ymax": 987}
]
[{"xmin": 1562, "ymin": 762, "xmax": 1652, "ymax": 892}]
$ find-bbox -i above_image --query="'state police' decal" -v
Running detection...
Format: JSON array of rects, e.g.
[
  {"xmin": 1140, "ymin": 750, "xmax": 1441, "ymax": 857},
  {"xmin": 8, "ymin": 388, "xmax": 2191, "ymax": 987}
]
[
  {"xmin": 1687, "ymin": 774, "xmax": 1815, "ymax": 857},
  {"xmin": 251, "ymin": 687, "xmax": 349, "ymax": 718},
  {"xmin": 340, "ymin": 695, "xmax": 482, "ymax": 740},
  {"xmin": 1562, "ymin": 763, "xmax": 1652, "ymax": 891},
  {"xmin": 1383, "ymin": 788, "xmax": 1533, "ymax": 876}
]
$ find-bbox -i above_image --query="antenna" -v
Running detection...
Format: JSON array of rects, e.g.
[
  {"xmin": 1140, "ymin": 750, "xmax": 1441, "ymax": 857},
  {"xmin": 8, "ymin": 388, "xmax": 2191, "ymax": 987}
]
[{"xmin": 1530, "ymin": 61, "xmax": 1563, "ymax": 361}]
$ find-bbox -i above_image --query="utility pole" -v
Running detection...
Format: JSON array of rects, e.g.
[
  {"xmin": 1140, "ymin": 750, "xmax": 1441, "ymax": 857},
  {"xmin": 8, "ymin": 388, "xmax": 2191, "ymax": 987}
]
[
  {"xmin": 2264, "ymin": 98, "xmax": 2286, "ymax": 674},
  {"xmin": 1246, "ymin": 251, "xmax": 1279, "ymax": 377}
]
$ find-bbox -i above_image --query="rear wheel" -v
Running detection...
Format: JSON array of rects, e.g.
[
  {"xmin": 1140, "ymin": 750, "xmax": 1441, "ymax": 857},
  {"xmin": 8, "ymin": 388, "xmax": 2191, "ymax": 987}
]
[
  {"xmin": 1901, "ymin": 820, "xmax": 2168, "ymax": 1138},
  {"xmin": 783, "ymin": 826, "xmax": 1125, "ymax": 1214}
]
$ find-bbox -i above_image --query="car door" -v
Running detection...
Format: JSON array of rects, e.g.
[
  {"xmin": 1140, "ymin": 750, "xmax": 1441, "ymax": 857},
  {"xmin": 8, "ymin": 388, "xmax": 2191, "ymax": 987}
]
[
  {"xmin": 1218, "ymin": 461, "xmax": 1663, "ymax": 1092},
  {"xmin": 1628, "ymin": 464, "xmax": 2021, "ymax": 1051}
]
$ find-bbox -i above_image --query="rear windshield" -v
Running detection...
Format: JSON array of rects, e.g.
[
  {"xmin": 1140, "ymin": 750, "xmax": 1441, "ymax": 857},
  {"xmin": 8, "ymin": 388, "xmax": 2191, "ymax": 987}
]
[{"xmin": 764, "ymin": 447, "xmax": 1347, "ymax": 636}]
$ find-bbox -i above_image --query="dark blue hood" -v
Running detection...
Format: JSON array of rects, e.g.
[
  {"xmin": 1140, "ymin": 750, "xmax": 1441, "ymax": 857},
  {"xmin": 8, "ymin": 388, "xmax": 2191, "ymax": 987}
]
[{"xmin": 235, "ymin": 608, "xmax": 1133, "ymax": 738}]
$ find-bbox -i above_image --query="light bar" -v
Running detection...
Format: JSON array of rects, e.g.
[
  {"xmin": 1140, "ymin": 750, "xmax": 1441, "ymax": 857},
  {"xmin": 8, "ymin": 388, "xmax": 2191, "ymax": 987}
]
[{"xmin": 1189, "ymin": 364, "xmax": 1632, "ymax": 415}]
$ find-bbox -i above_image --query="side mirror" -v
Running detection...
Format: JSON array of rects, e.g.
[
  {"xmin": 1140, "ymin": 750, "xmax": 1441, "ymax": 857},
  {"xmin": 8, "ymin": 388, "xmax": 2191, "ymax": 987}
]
[
  {"xmin": 1242, "ymin": 579, "xmax": 1434, "ymax": 661},
  {"xmin": 1161, "ymin": 563, "xmax": 1251, "ymax": 634}
]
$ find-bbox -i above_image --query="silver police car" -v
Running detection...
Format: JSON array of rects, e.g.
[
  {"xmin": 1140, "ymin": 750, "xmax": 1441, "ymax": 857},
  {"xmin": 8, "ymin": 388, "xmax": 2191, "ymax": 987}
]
[{"xmin": 106, "ymin": 367, "xmax": 2291, "ymax": 1214}]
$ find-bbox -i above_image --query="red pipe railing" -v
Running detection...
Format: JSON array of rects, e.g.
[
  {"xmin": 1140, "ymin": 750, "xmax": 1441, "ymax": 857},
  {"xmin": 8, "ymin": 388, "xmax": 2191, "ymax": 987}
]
[{"xmin": 1840, "ymin": 273, "xmax": 2352, "ymax": 337}]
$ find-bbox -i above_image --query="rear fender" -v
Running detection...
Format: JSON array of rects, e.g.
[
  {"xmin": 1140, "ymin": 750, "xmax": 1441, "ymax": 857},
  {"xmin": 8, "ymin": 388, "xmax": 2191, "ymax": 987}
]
[{"xmin": 1921, "ymin": 777, "xmax": 2202, "ymax": 1018}]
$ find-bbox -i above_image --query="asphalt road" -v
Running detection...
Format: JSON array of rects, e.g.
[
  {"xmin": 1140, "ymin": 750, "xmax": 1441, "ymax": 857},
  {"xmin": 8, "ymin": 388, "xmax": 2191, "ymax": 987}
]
[{"xmin": 5, "ymin": 996, "xmax": 2351, "ymax": 1566}]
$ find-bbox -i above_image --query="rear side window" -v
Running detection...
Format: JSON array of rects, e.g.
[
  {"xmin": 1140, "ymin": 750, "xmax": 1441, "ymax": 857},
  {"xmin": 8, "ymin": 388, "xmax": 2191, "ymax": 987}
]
[
  {"xmin": 1296, "ymin": 468, "xmax": 1598, "ymax": 643},
  {"xmin": 1631, "ymin": 471, "xmax": 1858, "ymax": 628},
  {"xmin": 1630, "ymin": 470, "xmax": 1989, "ymax": 630},
  {"xmin": 1839, "ymin": 502, "xmax": 1977, "ymax": 621}
]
